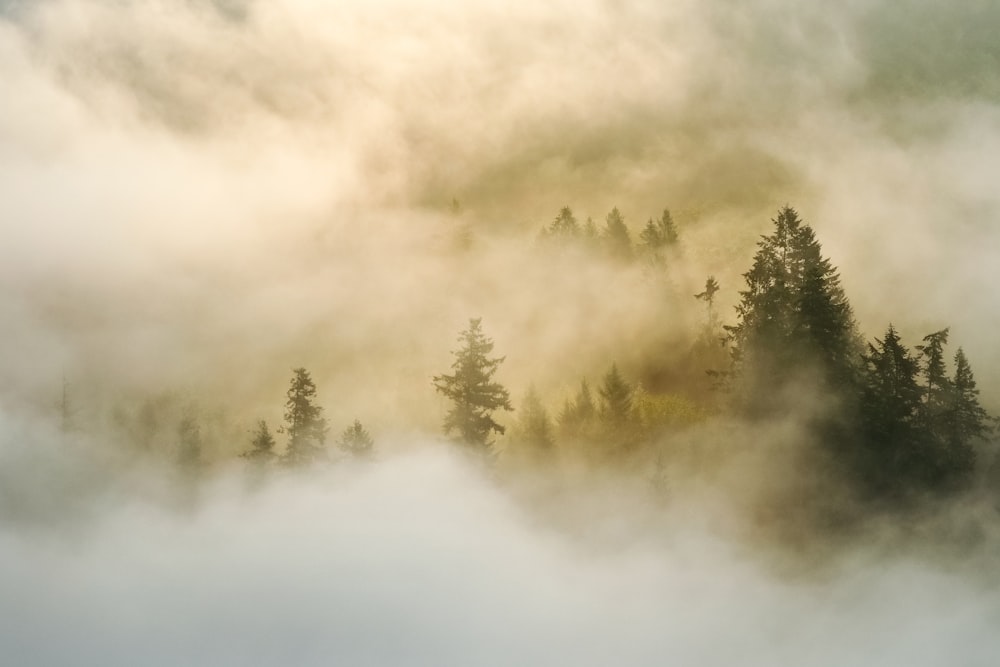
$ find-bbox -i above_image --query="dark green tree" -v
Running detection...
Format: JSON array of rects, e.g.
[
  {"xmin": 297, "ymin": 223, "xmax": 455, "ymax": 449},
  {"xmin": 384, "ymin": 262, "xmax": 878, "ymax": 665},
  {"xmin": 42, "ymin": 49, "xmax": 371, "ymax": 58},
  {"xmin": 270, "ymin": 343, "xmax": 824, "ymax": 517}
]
[
  {"xmin": 433, "ymin": 318, "xmax": 513, "ymax": 451},
  {"xmin": 727, "ymin": 207, "xmax": 860, "ymax": 413},
  {"xmin": 860, "ymin": 325, "xmax": 934, "ymax": 495},
  {"xmin": 916, "ymin": 329, "xmax": 952, "ymax": 436},
  {"xmin": 242, "ymin": 419, "xmax": 277, "ymax": 464},
  {"xmin": 282, "ymin": 367, "xmax": 328, "ymax": 465},
  {"xmin": 695, "ymin": 276, "xmax": 721, "ymax": 331},
  {"xmin": 338, "ymin": 419, "xmax": 375, "ymax": 458},
  {"xmin": 951, "ymin": 348, "xmax": 990, "ymax": 452}
]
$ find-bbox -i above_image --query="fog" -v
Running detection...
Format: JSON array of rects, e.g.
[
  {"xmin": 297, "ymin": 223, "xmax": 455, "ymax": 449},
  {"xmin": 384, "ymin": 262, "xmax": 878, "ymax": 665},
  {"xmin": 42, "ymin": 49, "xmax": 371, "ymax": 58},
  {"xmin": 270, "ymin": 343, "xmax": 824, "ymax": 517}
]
[
  {"xmin": 3, "ymin": 448, "xmax": 1000, "ymax": 667},
  {"xmin": 2, "ymin": 0, "xmax": 1000, "ymax": 663}
]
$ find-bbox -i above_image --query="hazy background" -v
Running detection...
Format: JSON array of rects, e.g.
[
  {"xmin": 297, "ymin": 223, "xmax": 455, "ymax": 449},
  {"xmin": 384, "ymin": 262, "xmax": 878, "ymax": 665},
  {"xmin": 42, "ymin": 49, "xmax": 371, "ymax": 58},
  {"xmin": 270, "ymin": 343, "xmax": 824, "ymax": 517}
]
[{"xmin": 2, "ymin": 0, "xmax": 1000, "ymax": 663}]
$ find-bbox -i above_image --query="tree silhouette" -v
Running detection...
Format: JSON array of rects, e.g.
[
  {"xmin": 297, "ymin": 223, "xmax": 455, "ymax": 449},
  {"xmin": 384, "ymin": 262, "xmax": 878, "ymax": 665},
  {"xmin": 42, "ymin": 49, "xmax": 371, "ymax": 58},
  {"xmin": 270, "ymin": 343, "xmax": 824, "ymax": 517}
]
[
  {"xmin": 242, "ymin": 419, "xmax": 277, "ymax": 464},
  {"xmin": 602, "ymin": 207, "xmax": 632, "ymax": 260},
  {"xmin": 559, "ymin": 378, "xmax": 598, "ymax": 444},
  {"xmin": 433, "ymin": 318, "xmax": 513, "ymax": 452},
  {"xmin": 338, "ymin": 419, "xmax": 375, "ymax": 458},
  {"xmin": 511, "ymin": 385, "xmax": 555, "ymax": 454},
  {"xmin": 727, "ymin": 206, "xmax": 860, "ymax": 413},
  {"xmin": 282, "ymin": 368, "xmax": 328, "ymax": 465}
]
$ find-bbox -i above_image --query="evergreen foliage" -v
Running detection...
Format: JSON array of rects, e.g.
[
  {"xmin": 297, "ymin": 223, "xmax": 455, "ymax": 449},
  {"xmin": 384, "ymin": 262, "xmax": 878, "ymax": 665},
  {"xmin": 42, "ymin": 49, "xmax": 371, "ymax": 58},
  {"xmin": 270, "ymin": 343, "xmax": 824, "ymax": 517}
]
[
  {"xmin": 242, "ymin": 419, "xmax": 276, "ymax": 463},
  {"xmin": 638, "ymin": 209, "xmax": 679, "ymax": 260},
  {"xmin": 433, "ymin": 318, "xmax": 513, "ymax": 452},
  {"xmin": 727, "ymin": 206, "xmax": 860, "ymax": 412},
  {"xmin": 338, "ymin": 419, "xmax": 375, "ymax": 458},
  {"xmin": 559, "ymin": 379, "xmax": 598, "ymax": 443},
  {"xmin": 547, "ymin": 207, "xmax": 580, "ymax": 238},
  {"xmin": 951, "ymin": 348, "xmax": 990, "ymax": 452},
  {"xmin": 512, "ymin": 386, "xmax": 555, "ymax": 453},
  {"xmin": 282, "ymin": 368, "xmax": 328, "ymax": 465},
  {"xmin": 602, "ymin": 207, "xmax": 632, "ymax": 260}
]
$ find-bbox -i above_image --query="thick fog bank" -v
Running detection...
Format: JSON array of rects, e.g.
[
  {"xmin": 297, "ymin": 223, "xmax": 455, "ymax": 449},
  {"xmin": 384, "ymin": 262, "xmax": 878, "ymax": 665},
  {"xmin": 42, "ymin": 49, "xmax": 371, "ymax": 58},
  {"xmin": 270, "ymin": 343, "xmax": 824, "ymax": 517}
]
[{"xmin": 2, "ymin": 449, "xmax": 1000, "ymax": 667}]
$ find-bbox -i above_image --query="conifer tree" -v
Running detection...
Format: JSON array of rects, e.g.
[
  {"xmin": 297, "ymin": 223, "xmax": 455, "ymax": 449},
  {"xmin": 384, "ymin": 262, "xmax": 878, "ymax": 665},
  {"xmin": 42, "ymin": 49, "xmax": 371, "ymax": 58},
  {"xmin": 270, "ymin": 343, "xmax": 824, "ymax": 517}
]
[
  {"xmin": 433, "ymin": 318, "xmax": 513, "ymax": 451},
  {"xmin": 242, "ymin": 419, "xmax": 276, "ymax": 463},
  {"xmin": 916, "ymin": 329, "xmax": 952, "ymax": 439},
  {"xmin": 727, "ymin": 207, "xmax": 860, "ymax": 412},
  {"xmin": 559, "ymin": 378, "xmax": 597, "ymax": 443},
  {"xmin": 598, "ymin": 363, "xmax": 633, "ymax": 425},
  {"xmin": 512, "ymin": 386, "xmax": 555, "ymax": 453},
  {"xmin": 547, "ymin": 207, "xmax": 580, "ymax": 238},
  {"xmin": 597, "ymin": 363, "xmax": 636, "ymax": 456},
  {"xmin": 952, "ymin": 348, "xmax": 990, "ymax": 450},
  {"xmin": 695, "ymin": 276, "xmax": 721, "ymax": 330},
  {"xmin": 602, "ymin": 207, "xmax": 632, "ymax": 260},
  {"xmin": 338, "ymin": 419, "xmax": 375, "ymax": 458},
  {"xmin": 638, "ymin": 208, "xmax": 678, "ymax": 257},
  {"xmin": 282, "ymin": 367, "xmax": 328, "ymax": 465}
]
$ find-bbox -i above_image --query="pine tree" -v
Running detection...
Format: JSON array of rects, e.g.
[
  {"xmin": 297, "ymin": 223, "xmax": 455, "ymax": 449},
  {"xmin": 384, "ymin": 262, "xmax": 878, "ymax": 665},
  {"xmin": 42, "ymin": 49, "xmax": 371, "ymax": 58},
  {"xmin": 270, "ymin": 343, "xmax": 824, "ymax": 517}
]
[
  {"xmin": 338, "ymin": 419, "xmax": 374, "ymax": 458},
  {"xmin": 602, "ymin": 207, "xmax": 632, "ymax": 260},
  {"xmin": 598, "ymin": 363, "xmax": 633, "ymax": 425},
  {"xmin": 242, "ymin": 419, "xmax": 276, "ymax": 463},
  {"xmin": 559, "ymin": 378, "xmax": 597, "ymax": 443},
  {"xmin": 282, "ymin": 368, "xmax": 328, "ymax": 465},
  {"xmin": 512, "ymin": 386, "xmax": 555, "ymax": 454},
  {"xmin": 916, "ymin": 329, "xmax": 952, "ymax": 442},
  {"xmin": 547, "ymin": 207, "xmax": 580, "ymax": 238},
  {"xmin": 433, "ymin": 318, "xmax": 513, "ymax": 452},
  {"xmin": 695, "ymin": 276, "xmax": 721, "ymax": 330},
  {"xmin": 597, "ymin": 363, "xmax": 636, "ymax": 456},
  {"xmin": 860, "ymin": 325, "xmax": 931, "ymax": 495},
  {"xmin": 952, "ymin": 348, "xmax": 990, "ymax": 450},
  {"xmin": 727, "ymin": 207, "xmax": 860, "ymax": 413},
  {"xmin": 638, "ymin": 209, "xmax": 678, "ymax": 258}
]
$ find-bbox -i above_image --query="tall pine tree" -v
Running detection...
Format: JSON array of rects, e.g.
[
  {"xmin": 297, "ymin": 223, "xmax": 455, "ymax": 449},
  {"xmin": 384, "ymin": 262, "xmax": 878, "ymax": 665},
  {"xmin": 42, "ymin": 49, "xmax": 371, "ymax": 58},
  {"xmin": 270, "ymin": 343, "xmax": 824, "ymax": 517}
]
[
  {"xmin": 727, "ymin": 207, "xmax": 860, "ymax": 414},
  {"xmin": 282, "ymin": 368, "xmax": 329, "ymax": 465},
  {"xmin": 433, "ymin": 318, "xmax": 513, "ymax": 452}
]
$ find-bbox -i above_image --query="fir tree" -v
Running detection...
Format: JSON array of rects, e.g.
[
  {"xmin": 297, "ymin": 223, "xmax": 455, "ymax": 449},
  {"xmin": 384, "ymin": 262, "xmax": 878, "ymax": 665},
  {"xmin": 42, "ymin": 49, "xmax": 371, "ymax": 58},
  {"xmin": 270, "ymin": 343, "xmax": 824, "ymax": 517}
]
[
  {"xmin": 512, "ymin": 385, "xmax": 555, "ymax": 453},
  {"xmin": 602, "ymin": 207, "xmax": 632, "ymax": 260},
  {"xmin": 727, "ymin": 207, "xmax": 860, "ymax": 413},
  {"xmin": 598, "ymin": 363, "xmax": 633, "ymax": 425},
  {"xmin": 282, "ymin": 368, "xmax": 328, "ymax": 465},
  {"xmin": 638, "ymin": 208, "xmax": 678, "ymax": 258},
  {"xmin": 597, "ymin": 363, "xmax": 635, "ymax": 456},
  {"xmin": 433, "ymin": 318, "xmax": 513, "ymax": 452},
  {"xmin": 951, "ymin": 348, "xmax": 990, "ymax": 450},
  {"xmin": 547, "ymin": 207, "xmax": 580, "ymax": 238},
  {"xmin": 242, "ymin": 420, "xmax": 276, "ymax": 463},
  {"xmin": 338, "ymin": 419, "xmax": 375, "ymax": 458},
  {"xmin": 559, "ymin": 378, "xmax": 597, "ymax": 443},
  {"xmin": 694, "ymin": 276, "xmax": 721, "ymax": 330}
]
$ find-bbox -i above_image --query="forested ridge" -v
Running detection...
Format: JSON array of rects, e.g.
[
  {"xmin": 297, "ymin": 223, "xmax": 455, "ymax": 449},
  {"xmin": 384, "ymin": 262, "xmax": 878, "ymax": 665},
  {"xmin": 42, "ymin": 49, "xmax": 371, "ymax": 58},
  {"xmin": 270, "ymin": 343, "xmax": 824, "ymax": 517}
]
[{"xmin": 54, "ymin": 205, "xmax": 997, "ymax": 524}]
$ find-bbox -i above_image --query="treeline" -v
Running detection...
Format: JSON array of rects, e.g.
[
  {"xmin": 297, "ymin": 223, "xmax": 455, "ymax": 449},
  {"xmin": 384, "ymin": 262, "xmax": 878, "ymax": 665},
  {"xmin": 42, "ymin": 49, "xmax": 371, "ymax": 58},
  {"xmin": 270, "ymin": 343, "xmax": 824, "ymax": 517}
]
[
  {"xmin": 537, "ymin": 206, "xmax": 680, "ymax": 264},
  {"xmin": 433, "ymin": 206, "xmax": 995, "ymax": 506},
  {"xmin": 56, "ymin": 204, "xmax": 996, "ymax": 512}
]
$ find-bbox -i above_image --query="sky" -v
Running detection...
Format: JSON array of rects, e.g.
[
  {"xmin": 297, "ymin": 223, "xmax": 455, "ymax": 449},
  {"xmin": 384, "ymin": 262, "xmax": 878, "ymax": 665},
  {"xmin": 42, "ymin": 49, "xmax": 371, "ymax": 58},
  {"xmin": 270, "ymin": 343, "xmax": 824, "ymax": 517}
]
[{"xmin": 2, "ymin": 0, "xmax": 1000, "ymax": 664}]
